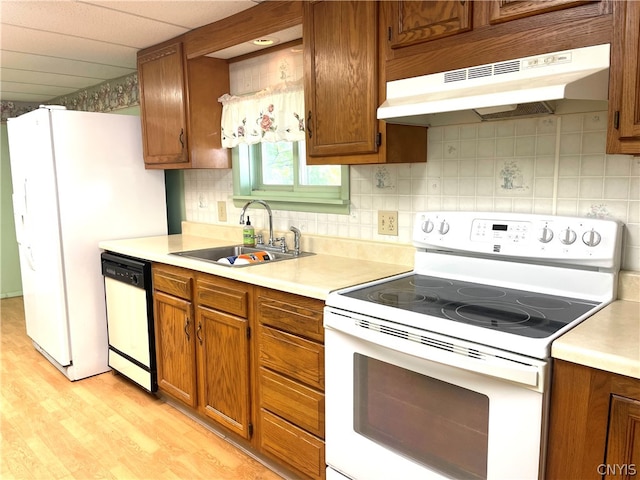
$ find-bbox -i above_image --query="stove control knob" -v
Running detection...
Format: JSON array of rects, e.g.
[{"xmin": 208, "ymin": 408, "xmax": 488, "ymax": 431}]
[
  {"xmin": 560, "ymin": 227, "xmax": 577, "ymax": 245},
  {"xmin": 538, "ymin": 225, "xmax": 554, "ymax": 243},
  {"xmin": 582, "ymin": 228, "xmax": 602, "ymax": 247},
  {"xmin": 421, "ymin": 219, "xmax": 434, "ymax": 233},
  {"xmin": 438, "ymin": 220, "xmax": 450, "ymax": 235}
]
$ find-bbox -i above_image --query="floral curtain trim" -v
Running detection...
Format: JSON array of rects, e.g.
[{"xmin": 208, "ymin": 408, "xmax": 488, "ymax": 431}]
[{"xmin": 218, "ymin": 80, "xmax": 305, "ymax": 148}]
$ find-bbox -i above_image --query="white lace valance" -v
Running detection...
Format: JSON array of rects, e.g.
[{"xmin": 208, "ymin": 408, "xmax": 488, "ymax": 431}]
[{"xmin": 218, "ymin": 81, "xmax": 306, "ymax": 148}]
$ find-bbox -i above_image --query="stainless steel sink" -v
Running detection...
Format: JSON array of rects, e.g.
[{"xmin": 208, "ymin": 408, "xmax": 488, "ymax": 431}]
[{"xmin": 170, "ymin": 244, "xmax": 314, "ymax": 267}]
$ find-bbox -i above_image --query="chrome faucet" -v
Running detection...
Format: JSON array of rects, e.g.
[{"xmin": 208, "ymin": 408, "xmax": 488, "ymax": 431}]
[{"xmin": 239, "ymin": 200, "xmax": 277, "ymax": 249}]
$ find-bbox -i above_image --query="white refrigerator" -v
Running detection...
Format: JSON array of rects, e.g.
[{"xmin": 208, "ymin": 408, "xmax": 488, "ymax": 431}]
[{"xmin": 7, "ymin": 106, "xmax": 167, "ymax": 381}]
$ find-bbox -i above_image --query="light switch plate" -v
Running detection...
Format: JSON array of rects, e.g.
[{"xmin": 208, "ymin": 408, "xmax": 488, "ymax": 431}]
[{"xmin": 378, "ymin": 211, "xmax": 398, "ymax": 236}]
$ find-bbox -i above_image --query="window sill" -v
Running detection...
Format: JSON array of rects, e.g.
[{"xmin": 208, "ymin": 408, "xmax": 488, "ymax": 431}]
[{"xmin": 232, "ymin": 195, "xmax": 349, "ymax": 214}]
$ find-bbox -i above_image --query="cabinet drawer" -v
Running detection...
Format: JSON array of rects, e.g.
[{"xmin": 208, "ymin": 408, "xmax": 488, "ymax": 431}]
[
  {"xmin": 260, "ymin": 367, "xmax": 325, "ymax": 438},
  {"xmin": 196, "ymin": 274, "xmax": 249, "ymax": 318},
  {"xmin": 152, "ymin": 264, "xmax": 192, "ymax": 300},
  {"xmin": 256, "ymin": 288, "xmax": 324, "ymax": 342},
  {"xmin": 259, "ymin": 409, "xmax": 325, "ymax": 480},
  {"xmin": 259, "ymin": 325, "xmax": 324, "ymax": 390}
]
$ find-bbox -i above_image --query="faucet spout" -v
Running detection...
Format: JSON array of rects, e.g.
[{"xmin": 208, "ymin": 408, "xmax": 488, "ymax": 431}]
[{"xmin": 239, "ymin": 200, "xmax": 275, "ymax": 247}]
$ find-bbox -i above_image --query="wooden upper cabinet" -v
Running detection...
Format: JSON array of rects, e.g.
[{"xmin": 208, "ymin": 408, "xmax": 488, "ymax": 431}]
[
  {"xmin": 607, "ymin": 0, "xmax": 640, "ymax": 154},
  {"xmin": 488, "ymin": 0, "xmax": 595, "ymax": 24},
  {"xmin": 303, "ymin": 0, "xmax": 379, "ymax": 158},
  {"xmin": 388, "ymin": 0, "xmax": 472, "ymax": 49},
  {"xmin": 138, "ymin": 41, "xmax": 189, "ymax": 167},
  {"xmin": 137, "ymin": 40, "xmax": 231, "ymax": 169}
]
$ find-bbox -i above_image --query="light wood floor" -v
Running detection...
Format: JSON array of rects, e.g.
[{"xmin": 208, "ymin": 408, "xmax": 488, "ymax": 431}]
[{"xmin": 0, "ymin": 296, "xmax": 283, "ymax": 480}]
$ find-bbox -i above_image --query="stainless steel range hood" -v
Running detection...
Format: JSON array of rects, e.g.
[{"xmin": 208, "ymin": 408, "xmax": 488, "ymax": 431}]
[{"xmin": 378, "ymin": 44, "xmax": 610, "ymax": 126}]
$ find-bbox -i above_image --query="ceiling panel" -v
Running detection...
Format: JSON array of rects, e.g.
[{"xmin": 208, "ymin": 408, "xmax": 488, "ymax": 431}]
[
  {"xmin": 84, "ymin": 1, "xmax": 257, "ymax": 32},
  {"xmin": 1, "ymin": 51, "xmax": 135, "ymax": 80},
  {"xmin": 0, "ymin": 0, "xmax": 260, "ymax": 103},
  {"xmin": 1, "ymin": 24, "xmax": 139, "ymax": 67},
  {"xmin": 1, "ymin": 1, "xmax": 188, "ymax": 48}
]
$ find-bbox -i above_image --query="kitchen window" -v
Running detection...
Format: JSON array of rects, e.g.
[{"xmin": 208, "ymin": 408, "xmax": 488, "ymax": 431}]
[{"xmin": 232, "ymin": 141, "xmax": 349, "ymax": 214}]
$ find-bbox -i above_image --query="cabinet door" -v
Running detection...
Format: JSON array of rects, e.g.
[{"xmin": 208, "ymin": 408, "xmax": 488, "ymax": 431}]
[
  {"xmin": 303, "ymin": 0, "xmax": 378, "ymax": 157},
  {"xmin": 197, "ymin": 306, "xmax": 251, "ymax": 440},
  {"xmin": 388, "ymin": 0, "xmax": 472, "ymax": 49},
  {"xmin": 138, "ymin": 42, "xmax": 189, "ymax": 167},
  {"xmin": 605, "ymin": 395, "xmax": 640, "ymax": 479},
  {"xmin": 488, "ymin": 0, "xmax": 595, "ymax": 24},
  {"xmin": 607, "ymin": 0, "xmax": 640, "ymax": 154},
  {"xmin": 154, "ymin": 291, "xmax": 197, "ymax": 407}
]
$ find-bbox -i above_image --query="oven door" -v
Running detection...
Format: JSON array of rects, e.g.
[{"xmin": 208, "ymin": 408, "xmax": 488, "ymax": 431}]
[{"xmin": 324, "ymin": 307, "xmax": 549, "ymax": 480}]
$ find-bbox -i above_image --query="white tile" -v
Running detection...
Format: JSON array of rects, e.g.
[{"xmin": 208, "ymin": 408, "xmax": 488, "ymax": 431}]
[
  {"xmin": 604, "ymin": 178, "xmax": 630, "ymax": 200},
  {"xmin": 580, "ymin": 155, "xmax": 605, "ymax": 176},
  {"xmin": 534, "ymin": 178, "xmax": 554, "ymax": 197},
  {"xmin": 605, "ymin": 155, "xmax": 632, "ymax": 176},
  {"xmin": 559, "ymin": 133, "xmax": 582, "ymax": 155},
  {"xmin": 535, "ymin": 156, "xmax": 556, "ymax": 176},
  {"xmin": 515, "ymin": 136, "xmax": 536, "ymax": 156},
  {"xmin": 557, "ymin": 178, "xmax": 579, "ymax": 198},
  {"xmin": 558, "ymin": 155, "xmax": 581, "ymax": 176},
  {"xmin": 496, "ymin": 138, "xmax": 515, "ymax": 157},
  {"xmin": 579, "ymin": 178, "xmax": 604, "ymax": 198}
]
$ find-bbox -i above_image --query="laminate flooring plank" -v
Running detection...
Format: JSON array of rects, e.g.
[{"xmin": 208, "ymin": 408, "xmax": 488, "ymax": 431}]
[{"xmin": 0, "ymin": 297, "xmax": 283, "ymax": 480}]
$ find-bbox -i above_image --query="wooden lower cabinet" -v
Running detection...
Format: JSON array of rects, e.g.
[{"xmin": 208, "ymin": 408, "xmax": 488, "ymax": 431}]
[
  {"xmin": 152, "ymin": 265, "xmax": 327, "ymax": 479},
  {"xmin": 196, "ymin": 306, "xmax": 251, "ymax": 439},
  {"xmin": 152, "ymin": 265, "xmax": 252, "ymax": 436},
  {"xmin": 255, "ymin": 287, "xmax": 326, "ymax": 480},
  {"xmin": 546, "ymin": 359, "xmax": 640, "ymax": 479},
  {"xmin": 152, "ymin": 265, "xmax": 197, "ymax": 407}
]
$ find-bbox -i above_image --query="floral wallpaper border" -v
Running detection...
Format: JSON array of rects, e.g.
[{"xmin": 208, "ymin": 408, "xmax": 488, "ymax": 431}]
[{"xmin": 1, "ymin": 72, "xmax": 139, "ymax": 122}]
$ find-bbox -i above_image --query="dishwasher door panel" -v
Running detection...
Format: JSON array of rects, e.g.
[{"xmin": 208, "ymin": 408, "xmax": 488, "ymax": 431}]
[{"xmin": 105, "ymin": 277, "xmax": 151, "ymax": 367}]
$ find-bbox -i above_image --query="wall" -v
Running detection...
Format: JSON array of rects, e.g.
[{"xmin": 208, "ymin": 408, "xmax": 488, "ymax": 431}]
[
  {"xmin": 1, "ymin": 124, "xmax": 22, "ymax": 297},
  {"xmin": 184, "ymin": 51, "xmax": 639, "ymax": 272}
]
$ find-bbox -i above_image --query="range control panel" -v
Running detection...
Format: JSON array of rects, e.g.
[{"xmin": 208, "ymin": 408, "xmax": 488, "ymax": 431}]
[{"xmin": 414, "ymin": 211, "xmax": 623, "ymax": 268}]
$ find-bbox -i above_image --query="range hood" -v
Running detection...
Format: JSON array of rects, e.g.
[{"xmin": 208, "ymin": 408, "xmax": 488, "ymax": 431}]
[{"xmin": 378, "ymin": 44, "xmax": 610, "ymax": 126}]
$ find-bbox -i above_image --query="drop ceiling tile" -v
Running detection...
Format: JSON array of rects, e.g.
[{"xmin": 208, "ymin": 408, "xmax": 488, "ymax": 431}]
[
  {"xmin": 1, "ymin": 24, "xmax": 138, "ymax": 67},
  {"xmin": 0, "ymin": 51, "xmax": 135, "ymax": 80},
  {"xmin": 84, "ymin": 1, "xmax": 256, "ymax": 30},
  {"xmin": 0, "ymin": 1, "xmax": 187, "ymax": 48}
]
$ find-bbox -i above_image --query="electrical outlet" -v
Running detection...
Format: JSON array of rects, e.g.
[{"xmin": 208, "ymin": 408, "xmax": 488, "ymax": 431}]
[
  {"xmin": 217, "ymin": 201, "xmax": 227, "ymax": 222},
  {"xmin": 378, "ymin": 210, "xmax": 398, "ymax": 236}
]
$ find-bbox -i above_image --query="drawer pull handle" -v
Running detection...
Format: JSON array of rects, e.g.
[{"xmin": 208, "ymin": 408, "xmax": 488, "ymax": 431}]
[
  {"xmin": 196, "ymin": 322, "xmax": 203, "ymax": 345},
  {"xmin": 184, "ymin": 317, "xmax": 190, "ymax": 341}
]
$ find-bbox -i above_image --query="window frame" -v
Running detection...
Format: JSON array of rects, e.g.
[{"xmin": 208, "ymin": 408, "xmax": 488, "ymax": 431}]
[{"xmin": 232, "ymin": 142, "xmax": 350, "ymax": 214}]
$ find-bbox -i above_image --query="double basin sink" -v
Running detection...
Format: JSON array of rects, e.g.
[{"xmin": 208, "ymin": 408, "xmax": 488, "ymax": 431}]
[{"xmin": 171, "ymin": 244, "xmax": 314, "ymax": 267}]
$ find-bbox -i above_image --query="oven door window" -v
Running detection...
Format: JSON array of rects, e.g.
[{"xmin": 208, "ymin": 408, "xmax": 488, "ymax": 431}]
[{"xmin": 354, "ymin": 354, "xmax": 489, "ymax": 480}]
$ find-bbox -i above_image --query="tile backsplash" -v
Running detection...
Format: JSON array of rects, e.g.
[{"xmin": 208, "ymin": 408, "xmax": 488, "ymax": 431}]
[{"xmin": 185, "ymin": 49, "xmax": 639, "ymax": 272}]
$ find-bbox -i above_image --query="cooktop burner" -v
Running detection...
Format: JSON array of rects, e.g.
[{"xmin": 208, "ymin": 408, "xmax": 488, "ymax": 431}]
[{"xmin": 344, "ymin": 274, "xmax": 600, "ymax": 338}]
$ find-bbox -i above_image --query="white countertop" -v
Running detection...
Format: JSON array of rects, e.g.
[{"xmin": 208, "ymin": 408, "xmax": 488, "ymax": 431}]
[
  {"xmin": 99, "ymin": 232, "xmax": 412, "ymax": 301},
  {"xmin": 552, "ymin": 300, "xmax": 640, "ymax": 380}
]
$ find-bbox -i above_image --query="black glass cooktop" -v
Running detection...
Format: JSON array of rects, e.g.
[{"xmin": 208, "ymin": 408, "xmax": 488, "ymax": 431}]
[{"xmin": 343, "ymin": 274, "xmax": 600, "ymax": 338}]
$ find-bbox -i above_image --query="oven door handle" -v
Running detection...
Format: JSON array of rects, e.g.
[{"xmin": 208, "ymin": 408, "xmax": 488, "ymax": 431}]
[{"xmin": 324, "ymin": 308, "xmax": 546, "ymax": 390}]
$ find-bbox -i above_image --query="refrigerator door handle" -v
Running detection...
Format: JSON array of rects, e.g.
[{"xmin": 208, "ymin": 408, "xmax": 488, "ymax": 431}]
[{"xmin": 27, "ymin": 246, "xmax": 36, "ymax": 271}]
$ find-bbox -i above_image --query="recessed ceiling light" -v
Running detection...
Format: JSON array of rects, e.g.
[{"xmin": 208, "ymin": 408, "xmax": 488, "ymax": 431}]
[{"xmin": 252, "ymin": 37, "xmax": 278, "ymax": 47}]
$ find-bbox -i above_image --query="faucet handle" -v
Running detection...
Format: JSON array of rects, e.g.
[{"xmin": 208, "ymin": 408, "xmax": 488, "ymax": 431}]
[{"xmin": 273, "ymin": 237, "xmax": 287, "ymax": 253}]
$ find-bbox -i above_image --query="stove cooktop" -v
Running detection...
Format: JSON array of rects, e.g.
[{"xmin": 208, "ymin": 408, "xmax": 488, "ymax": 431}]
[{"xmin": 341, "ymin": 274, "xmax": 600, "ymax": 339}]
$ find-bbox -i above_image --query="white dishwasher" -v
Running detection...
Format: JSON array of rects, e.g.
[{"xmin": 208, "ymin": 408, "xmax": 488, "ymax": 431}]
[{"xmin": 101, "ymin": 252, "xmax": 157, "ymax": 392}]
